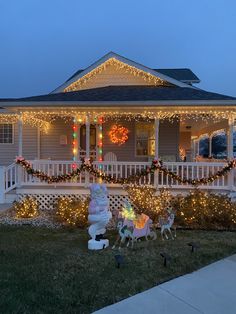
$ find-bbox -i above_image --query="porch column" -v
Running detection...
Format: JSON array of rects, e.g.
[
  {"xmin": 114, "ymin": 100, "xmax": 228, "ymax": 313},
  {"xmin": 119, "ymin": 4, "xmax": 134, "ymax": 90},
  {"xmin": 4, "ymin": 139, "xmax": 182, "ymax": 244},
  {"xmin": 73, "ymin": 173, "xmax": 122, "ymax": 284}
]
[
  {"xmin": 227, "ymin": 116, "xmax": 234, "ymax": 159},
  {"xmin": 96, "ymin": 124, "xmax": 100, "ymax": 161},
  {"xmin": 154, "ymin": 118, "xmax": 159, "ymax": 159},
  {"xmin": 77, "ymin": 124, "xmax": 81, "ymax": 161},
  {"xmin": 85, "ymin": 115, "xmax": 90, "ymax": 158},
  {"xmin": 209, "ymin": 134, "xmax": 212, "ymax": 157},
  {"xmin": 18, "ymin": 113, "xmax": 23, "ymax": 156},
  {"xmin": 37, "ymin": 127, "xmax": 40, "ymax": 159},
  {"xmin": 197, "ymin": 138, "xmax": 200, "ymax": 156}
]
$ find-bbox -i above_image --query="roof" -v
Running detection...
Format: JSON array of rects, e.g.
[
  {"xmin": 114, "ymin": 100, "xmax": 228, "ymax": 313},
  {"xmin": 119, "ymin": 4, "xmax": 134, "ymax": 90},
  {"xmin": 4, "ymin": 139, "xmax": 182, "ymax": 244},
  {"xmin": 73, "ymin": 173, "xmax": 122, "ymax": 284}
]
[
  {"xmin": 0, "ymin": 86, "xmax": 235, "ymax": 105},
  {"xmin": 154, "ymin": 68, "xmax": 200, "ymax": 83},
  {"xmin": 53, "ymin": 52, "xmax": 193, "ymax": 93},
  {"xmin": 66, "ymin": 68, "xmax": 200, "ymax": 84}
]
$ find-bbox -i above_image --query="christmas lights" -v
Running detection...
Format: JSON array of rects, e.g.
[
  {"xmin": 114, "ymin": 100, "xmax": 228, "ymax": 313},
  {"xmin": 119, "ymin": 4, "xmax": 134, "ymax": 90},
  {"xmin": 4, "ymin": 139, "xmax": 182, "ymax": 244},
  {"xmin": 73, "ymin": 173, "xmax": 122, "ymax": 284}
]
[
  {"xmin": 109, "ymin": 124, "xmax": 129, "ymax": 145},
  {"xmin": 98, "ymin": 117, "xmax": 103, "ymax": 163},
  {"xmin": 55, "ymin": 197, "xmax": 89, "ymax": 227},
  {"xmin": 13, "ymin": 196, "xmax": 39, "ymax": 219},
  {"xmin": 64, "ymin": 58, "xmax": 167, "ymax": 92},
  {"xmin": 72, "ymin": 118, "xmax": 78, "ymax": 167}
]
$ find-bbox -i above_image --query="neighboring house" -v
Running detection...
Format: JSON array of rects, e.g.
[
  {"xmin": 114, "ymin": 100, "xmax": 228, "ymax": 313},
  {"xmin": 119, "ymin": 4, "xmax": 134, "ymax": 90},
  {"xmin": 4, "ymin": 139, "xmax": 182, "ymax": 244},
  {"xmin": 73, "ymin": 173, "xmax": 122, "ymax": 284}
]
[{"xmin": 0, "ymin": 52, "xmax": 236, "ymax": 207}]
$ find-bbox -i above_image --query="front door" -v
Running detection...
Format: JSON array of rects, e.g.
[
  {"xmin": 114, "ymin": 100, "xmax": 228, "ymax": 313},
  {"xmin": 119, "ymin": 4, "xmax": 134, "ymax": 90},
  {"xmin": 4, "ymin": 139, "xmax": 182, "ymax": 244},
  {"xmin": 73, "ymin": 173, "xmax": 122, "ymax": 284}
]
[{"xmin": 80, "ymin": 124, "xmax": 96, "ymax": 159}]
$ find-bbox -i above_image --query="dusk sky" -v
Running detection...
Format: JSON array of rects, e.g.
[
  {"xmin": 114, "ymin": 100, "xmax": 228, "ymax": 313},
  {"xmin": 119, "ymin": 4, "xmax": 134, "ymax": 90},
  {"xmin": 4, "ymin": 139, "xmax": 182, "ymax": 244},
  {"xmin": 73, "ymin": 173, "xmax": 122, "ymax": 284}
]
[{"xmin": 0, "ymin": 0, "xmax": 236, "ymax": 98}]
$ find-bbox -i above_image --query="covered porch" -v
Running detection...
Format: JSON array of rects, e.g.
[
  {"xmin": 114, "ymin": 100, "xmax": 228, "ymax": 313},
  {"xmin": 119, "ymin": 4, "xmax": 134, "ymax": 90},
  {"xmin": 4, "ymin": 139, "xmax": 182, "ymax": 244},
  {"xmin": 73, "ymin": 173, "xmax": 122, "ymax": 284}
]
[{"xmin": 1, "ymin": 107, "xmax": 236, "ymax": 205}]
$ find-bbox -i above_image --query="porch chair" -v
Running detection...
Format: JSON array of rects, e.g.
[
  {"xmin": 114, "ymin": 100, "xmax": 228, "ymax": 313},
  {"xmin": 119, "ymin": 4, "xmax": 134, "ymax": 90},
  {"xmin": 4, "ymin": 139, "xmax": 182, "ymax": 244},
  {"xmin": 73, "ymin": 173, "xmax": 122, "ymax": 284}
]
[{"xmin": 103, "ymin": 152, "xmax": 121, "ymax": 179}]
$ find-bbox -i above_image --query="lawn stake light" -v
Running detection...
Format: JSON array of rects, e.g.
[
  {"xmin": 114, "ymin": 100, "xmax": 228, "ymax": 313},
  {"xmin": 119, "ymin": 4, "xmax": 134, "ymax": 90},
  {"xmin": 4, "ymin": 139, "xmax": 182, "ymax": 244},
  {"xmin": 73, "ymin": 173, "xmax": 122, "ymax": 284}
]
[
  {"xmin": 114, "ymin": 254, "xmax": 124, "ymax": 268},
  {"xmin": 188, "ymin": 242, "xmax": 200, "ymax": 253},
  {"xmin": 160, "ymin": 252, "xmax": 171, "ymax": 267}
]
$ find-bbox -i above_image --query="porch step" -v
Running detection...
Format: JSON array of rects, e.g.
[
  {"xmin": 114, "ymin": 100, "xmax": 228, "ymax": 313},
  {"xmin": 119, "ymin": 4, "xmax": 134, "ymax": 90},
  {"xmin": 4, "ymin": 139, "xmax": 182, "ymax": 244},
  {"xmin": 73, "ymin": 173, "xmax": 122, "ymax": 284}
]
[
  {"xmin": 5, "ymin": 189, "xmax": 17, "ymax": 204},
  {"xmin": 0, "ymin": 203, "xmax": 12, "ymax": 212}
]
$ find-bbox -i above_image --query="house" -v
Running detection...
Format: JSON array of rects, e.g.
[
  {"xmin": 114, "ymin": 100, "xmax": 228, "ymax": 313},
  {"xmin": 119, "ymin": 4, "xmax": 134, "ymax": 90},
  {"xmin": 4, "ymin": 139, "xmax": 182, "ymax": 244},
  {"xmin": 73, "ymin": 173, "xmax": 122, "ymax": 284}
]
[{"xmin": 0, "ymin": 52, "xmax": 236, "ymax": 209}]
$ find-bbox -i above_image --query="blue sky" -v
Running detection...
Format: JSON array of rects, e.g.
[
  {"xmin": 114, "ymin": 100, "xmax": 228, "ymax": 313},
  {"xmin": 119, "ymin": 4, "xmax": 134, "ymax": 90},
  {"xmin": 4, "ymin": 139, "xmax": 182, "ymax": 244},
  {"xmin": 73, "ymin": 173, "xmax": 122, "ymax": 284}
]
[{"xmin": 0, "ymin": 0, "xmax": 236, "ymax": 98}]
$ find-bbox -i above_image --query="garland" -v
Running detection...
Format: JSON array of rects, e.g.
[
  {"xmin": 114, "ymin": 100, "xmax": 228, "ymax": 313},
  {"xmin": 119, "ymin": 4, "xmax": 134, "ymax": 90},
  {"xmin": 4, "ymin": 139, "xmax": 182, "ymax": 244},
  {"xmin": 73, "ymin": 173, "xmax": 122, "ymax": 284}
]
[{"xmin": 16, "ymin": 157, "xmax": 236, "ymax": 186}]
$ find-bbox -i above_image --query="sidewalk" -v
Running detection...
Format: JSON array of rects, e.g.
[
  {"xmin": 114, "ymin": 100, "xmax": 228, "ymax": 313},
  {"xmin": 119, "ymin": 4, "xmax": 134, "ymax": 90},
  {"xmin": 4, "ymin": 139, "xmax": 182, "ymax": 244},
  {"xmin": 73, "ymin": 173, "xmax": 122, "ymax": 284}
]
[{"xmin": 94, "ymin": 254, "xmax": 236, "ymax": 314}]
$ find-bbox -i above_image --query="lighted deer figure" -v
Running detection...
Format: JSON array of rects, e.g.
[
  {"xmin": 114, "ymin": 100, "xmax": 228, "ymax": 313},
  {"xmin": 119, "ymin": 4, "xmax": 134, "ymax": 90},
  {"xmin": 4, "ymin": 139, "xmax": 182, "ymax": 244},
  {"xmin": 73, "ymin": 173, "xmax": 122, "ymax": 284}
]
[{"xmin": 159, "ymin": 207, "xmax": 176, "ymax": 240}]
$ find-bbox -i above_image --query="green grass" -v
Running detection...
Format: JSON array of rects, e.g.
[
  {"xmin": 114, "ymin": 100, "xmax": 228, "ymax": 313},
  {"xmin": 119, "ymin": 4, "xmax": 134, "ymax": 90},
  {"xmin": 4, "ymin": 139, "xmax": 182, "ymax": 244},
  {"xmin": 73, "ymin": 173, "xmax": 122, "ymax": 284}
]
[{"xmin": 0, "ymin": 226, "xmax": 236, "ymax": 314}]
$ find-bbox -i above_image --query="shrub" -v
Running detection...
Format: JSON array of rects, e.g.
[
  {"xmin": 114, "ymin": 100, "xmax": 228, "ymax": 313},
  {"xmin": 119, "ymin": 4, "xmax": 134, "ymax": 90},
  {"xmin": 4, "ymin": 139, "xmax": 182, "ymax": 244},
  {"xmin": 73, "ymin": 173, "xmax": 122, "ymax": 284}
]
[
  {"xmin": 55, "ymin": 197, "xmax": 89, "ymax": 228},
  {"xmin": 175, "ymin": 190, "xmax": 236, "ymax": 229},
  {"xmin": 13, "ymin": 196, "xmax": 39, "ymax": 219}
]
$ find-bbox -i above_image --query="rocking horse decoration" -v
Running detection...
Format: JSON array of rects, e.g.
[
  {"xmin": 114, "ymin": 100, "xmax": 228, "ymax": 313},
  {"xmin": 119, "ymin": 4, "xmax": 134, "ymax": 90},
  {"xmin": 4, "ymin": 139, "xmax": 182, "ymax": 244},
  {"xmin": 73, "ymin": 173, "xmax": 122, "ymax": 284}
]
[
  {"xmin": 158, "ymin": 206, "xmax": 177, "ymax": 240},
  {"xmin": 112, "ymin": 201, "xmax": 157, "ymax": 249}
]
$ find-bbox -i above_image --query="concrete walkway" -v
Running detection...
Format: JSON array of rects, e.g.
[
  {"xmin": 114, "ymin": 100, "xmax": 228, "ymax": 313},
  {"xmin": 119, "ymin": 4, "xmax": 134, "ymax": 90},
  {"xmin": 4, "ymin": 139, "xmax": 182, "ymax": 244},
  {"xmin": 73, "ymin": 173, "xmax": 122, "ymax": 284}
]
[{"xmin": 94, "ymin": 255, "xmax": 236, "ymax": 314}]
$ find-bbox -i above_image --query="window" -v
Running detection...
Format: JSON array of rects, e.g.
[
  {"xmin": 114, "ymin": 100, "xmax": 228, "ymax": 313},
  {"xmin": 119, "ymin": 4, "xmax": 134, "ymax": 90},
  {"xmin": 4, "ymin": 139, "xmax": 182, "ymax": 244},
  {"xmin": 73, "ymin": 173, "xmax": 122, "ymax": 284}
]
[
  {"xmin": 135, "ymin": 122, "xmax": 155, "ymax": 156},
  {"xmin": 0, "ymin": 124, "xmax": 13, "ymax": 144}
]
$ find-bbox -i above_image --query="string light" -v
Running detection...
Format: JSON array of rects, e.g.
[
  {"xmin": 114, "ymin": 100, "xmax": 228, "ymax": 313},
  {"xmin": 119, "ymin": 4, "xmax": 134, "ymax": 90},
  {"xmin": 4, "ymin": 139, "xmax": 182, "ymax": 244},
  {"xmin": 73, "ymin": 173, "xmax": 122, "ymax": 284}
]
[
  {"xmin": 2, "ymin": 110, "xmax": 236, "ymax": 128},
  {"xmin": 13, "ymin": 196, "xmax": 39, "ymax": 219},
  {"xmin": 55, "ymin": 196, "xmax": 89, "ymax": 227},
  {"xmin": 64, "ymin": 57, "xmax": 167, "ymax": 92},
  {"xmin": 176, "ymin": 189, "xmax": 236, "ymax": 229},
  {"xmin": 109, "ymin": 124, "xmax": 129, "ymax": 145},
  {"xmin": 72, "ymin": 118, "xmax": 78, "ymax": 168},
  {"xmin": 125, "ymin": 185, "xmax": 172, "ymax": 222},
  {"xmin": 0, "ymin": 113, "xmax": 50, "ymax": 133},
  {"xmin": 98, "ymin": 116, "xmax": 103, "ymax": 164}
]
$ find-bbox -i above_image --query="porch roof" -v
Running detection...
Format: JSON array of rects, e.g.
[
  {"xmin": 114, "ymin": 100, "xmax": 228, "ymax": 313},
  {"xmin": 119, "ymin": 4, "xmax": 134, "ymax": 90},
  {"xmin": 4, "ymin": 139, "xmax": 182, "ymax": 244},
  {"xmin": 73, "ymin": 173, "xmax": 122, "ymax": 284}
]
[{"xmin": 0, "ymin": 85, "xmax": 235, "ymax": 108}]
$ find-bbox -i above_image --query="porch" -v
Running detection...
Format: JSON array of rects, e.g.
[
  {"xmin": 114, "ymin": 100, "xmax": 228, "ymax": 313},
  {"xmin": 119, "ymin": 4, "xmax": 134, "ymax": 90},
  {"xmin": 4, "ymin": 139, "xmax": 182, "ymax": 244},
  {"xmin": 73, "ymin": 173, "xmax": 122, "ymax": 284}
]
[{"xmin": 1, "ymin": 159, "xmax": 236, "ymax": 207}]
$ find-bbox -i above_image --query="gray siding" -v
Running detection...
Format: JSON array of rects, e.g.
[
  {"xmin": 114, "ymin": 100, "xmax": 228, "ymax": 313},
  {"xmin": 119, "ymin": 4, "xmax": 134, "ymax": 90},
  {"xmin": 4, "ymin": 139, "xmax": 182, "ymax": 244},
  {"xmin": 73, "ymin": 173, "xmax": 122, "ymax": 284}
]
[
  {"xmin": 0, "ymin": 118, "xmax": 180, "ymax": 165},
  {"xmin": 0, "ymin": 123, "xmax": 38, "ymax": 166},
  {"xmin": 103, "ymin": 119, "xmax": 180, "ymax": 161},
  {"xmin": 159, "ymin": 119, "xmax": 180, "ymax": 161},
  {"xmin": 40, "ymin": 119, "xmax": 73, "ymax": 160}
]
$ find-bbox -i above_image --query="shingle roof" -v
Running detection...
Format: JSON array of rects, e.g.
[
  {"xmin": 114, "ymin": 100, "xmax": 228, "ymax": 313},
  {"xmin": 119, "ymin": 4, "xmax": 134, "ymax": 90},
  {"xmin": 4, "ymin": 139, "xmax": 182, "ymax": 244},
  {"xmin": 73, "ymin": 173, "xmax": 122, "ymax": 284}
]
[
  {"xmin": 154, "ymin": 68, "xmax": 200, "ymax": 83},
  {"xmin": 66, "ymin": 68, "xmax": 200, "ymax": 84},
  {"xmin": 0, "ymin": 86, "xmax": 235, "ymax": 104}
]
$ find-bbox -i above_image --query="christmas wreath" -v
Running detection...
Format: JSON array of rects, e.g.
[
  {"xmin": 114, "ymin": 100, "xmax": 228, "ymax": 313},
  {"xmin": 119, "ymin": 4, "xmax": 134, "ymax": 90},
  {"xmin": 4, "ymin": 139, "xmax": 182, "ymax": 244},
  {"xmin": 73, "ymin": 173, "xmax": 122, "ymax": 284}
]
[{"xmin": 109, "ymin": 124, "xmax": 129, "ymax": 145}]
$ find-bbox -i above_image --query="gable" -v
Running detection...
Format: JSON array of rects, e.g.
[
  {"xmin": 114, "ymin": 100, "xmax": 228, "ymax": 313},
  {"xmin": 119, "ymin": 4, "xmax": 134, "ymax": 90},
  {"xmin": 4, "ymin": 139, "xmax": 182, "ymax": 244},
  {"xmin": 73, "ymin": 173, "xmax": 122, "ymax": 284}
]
[
  {"xmin": 52, "ymin": 52, "xmax": 194, "ymax": 94},
  {"xmin": 63, "ymin": 58, "xmax": 169, "ymax": 92}
]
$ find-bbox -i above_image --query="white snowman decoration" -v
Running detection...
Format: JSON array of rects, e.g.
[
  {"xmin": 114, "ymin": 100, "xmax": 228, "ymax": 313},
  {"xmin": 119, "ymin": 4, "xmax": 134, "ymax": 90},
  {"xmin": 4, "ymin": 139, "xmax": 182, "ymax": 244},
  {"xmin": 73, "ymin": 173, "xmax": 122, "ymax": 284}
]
[{"xmin": 88, "ymin": 183, "xmax": 111, "ymax": 250}]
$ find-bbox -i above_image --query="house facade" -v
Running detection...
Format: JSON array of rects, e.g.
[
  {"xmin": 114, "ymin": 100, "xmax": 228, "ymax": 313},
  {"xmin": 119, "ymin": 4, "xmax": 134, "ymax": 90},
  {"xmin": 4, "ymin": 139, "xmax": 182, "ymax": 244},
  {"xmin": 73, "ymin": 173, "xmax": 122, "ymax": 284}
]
[{"xmin": 1, "ymin": 52, "xmax": 236, "ymax": 207}]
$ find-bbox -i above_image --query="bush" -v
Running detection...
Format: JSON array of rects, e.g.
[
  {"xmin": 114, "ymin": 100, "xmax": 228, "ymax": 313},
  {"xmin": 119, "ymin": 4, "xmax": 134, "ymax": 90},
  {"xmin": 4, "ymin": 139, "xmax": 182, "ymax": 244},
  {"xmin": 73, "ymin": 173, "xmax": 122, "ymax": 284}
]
[
  {"xmin": 175, "ymin": 190, "xmax": 236, "ymax": 229},
  {"xmin": 55, "ymin": 197, "xmax": 89, "ymax": 228},
  {"xmin": 13, "ymin": 196, "xmax": 39, "ymax": 219}
]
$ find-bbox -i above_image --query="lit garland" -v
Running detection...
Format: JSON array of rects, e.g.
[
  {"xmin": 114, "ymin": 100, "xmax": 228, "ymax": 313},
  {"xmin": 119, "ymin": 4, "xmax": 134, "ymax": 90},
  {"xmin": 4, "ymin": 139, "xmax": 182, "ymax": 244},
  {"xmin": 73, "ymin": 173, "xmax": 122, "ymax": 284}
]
[
  {"xmin": 16, "ymin": 157, "xmax": 236, "ymax": 186},
  {"xmin": 13, "ymin": 196, "xmax": 39, "ymax": 219},
  {"xmin": 109, "ymin": 124, "xmax": 129, "ymax": 145},
  {"xmin": 149, "ymin": 159, "xmax": 236, "ymax": 186},
  {"xmin": 55, "ymin": 197, "xmax": 89, "ymax": 227},
  {"xmin": 64, "ymin": 57, "xmax": 167, "ymax": 92}
]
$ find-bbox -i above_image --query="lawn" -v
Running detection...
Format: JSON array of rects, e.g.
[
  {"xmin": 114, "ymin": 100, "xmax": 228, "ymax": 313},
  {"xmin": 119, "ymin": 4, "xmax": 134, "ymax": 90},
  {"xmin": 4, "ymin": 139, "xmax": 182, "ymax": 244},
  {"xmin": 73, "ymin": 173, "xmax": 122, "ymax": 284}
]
[{"xmin": 0, "ymin": 226, "xmax": 236, "ymax": 314}]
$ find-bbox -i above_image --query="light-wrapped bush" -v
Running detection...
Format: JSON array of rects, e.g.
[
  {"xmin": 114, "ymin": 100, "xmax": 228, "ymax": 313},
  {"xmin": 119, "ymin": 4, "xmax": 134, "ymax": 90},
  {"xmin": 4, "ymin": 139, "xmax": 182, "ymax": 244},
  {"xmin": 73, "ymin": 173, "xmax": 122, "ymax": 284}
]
[
  {"xmin": 14, "ymin": 196, "xmax": 39, "ymax": 219},
  {"xmin": 55, "ymin": 197, "xmax": 89, "ymax": 227},
  {"xmin": 175, "ymin": 190, "xmax": 236, "ymax": 229}
]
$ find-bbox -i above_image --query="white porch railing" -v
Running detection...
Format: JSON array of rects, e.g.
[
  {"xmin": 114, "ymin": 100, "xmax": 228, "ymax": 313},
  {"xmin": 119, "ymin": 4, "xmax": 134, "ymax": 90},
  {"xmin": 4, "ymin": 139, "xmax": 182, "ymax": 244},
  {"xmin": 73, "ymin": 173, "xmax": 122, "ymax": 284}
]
[{"xmin": 1, "ymin": 160, "xmax": 235, "ymax": 203}]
